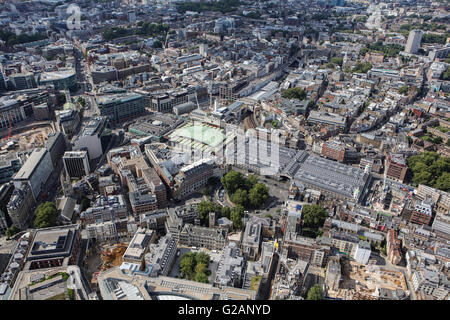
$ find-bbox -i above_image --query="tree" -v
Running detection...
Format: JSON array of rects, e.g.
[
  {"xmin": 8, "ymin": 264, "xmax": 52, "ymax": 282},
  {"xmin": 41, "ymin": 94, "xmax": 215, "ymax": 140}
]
[
  {"xmin": 180, "ymin": 253, "xmax": 196, "ymax": 279},
  {"xmin": 248, "ymin": 183, "xmax": 269, "ymax": 208},
  {"xmin": 230, "ymin": 205, "xmax": 244, "ymax": 230},
  {"xmin": 152, "ymin": 40, "xmax": 162, "ymax": 49},
  {"xmin": 34, "ymin": 202, "xmax": 58, "ymax": 229},
  {"xmin": 195, "ymin": 263, "xmax": 207, "ymax": 275},
  {"xmin": 6, "ymin": 225, "xmax": 20, "ymax": 238},
  {"xmin": 195, "ymin": 252, "xmax": 210, "ymax": 267},
  {"xmin": 330, "ymin": 57, "xmax": 343, "ymax": 67},
  {"xmin": 194, "ymin": 272, "xmax": 209, "ymax": 283},
  {"xmin": 221, "ymin": 171, "xmax": 245, "ymax": 195},
  {"xmin": 197, "ymin": 201, "xmax": 221, "ymax": 223},
  {"xmin": 221, "ymin": 206, "xmax": 231, "ymax": 219},
  {"xmin": 302, "ymin": 205, "xmax": 327, "ymax": 229},
  {"xmin": 306, "ymin": 284, "xmax": 323, "ymax": 300},
  {"xmin": 398, "ymin": 86, "xmax": 409, "ymax": 95},
  {"xmin": 81, "ymin": 197, "xmax": 91, "ymax": 212},
  {"xmin": 282, "ymin": 87, "xmax": 307, "ymax": 101},
  {"xmin": 406, "ymin": 136, "xmax": 413, "ymax": 145},
  {"xmin": 407, "ymin": 152, "xmax": 450, "ymax": 191},
  {"xmin": 352, "ymin": 62, "xmax": 372, "ymax": 73},
  {"xmin": 201, "ymin": 186, "xmax": 212, "ymax": 197},
  {"xmin": 231, "ymin": 189, "xmax": 248, "ymax": 207}
]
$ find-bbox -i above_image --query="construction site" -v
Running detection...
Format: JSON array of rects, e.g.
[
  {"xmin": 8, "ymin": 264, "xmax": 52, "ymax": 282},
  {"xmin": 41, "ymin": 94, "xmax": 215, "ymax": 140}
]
[
  {"xmin": 329, "ymin": 260, "xmax": 409, "ymax": 300},
  {"xmin": 0, "ymin": 123, "xmax": 55, "ymax": 152},
  {"xmin": 99, "ymin": 243, "xmax": 128, "ymax": 271}
]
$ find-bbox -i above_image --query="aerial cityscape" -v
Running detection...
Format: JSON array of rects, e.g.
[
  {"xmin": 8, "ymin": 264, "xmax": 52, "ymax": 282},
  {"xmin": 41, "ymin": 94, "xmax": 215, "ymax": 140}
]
[{"xmin": 0, "ymin": 0, "xmax": 449, "ymax": 302}]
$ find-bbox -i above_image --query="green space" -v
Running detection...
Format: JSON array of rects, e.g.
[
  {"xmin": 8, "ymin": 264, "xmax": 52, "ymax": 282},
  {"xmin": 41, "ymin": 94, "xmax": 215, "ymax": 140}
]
[
  {"xmin": 360, "ymin": 41, "xmax": 404, "ymax": 57},
  {"xmin": 306, "ymin": 284, "xmax": 324, "ymax": 300},
  {"xmin": 179, "ymin": 252, "xmax": 211, "ymax": 283},
  {"xmin": 45, "ymin": 293, "xmax": 66, "ymax": 300},
  {"xmin": 407, "ymin": 152, "xmax": 450, "ymax": 192},
  {"xmin": 352, "ymin": 62, "xmax": 372, "ymax": 74},
  {"xmin": 443, "ymin": 67, "xmax": 450, "ymax": 81},
  {"xmin": 176, "ymin": 0, "xmax": 241, "ymax": 14},
  {"xmin": 281, "ymin": 87, "xmax": 307, "ymax": 101},
  {"xmin": 420, "ymin": 133, "xmax": 443, "ymax": 145},
  {"xmin": 300, "ymin": 205, "xmax": 327, "ymax": 238},
  {"xmin": 0, "ymin": 30, "xmax": 47, "ymax": 46},
  {"xmin": 5, "ymin": 225, "xmax": 20, "ymax": 239},
  {"xmin": 250, "ymin": 275, "xmax": 261, "ymax": 291},
  {"xmin": 222, "ymin": 171, "xmax": 270, "ymax": 210},
  {"xmin": 34, "ymin": 201, "xmax": 58, "ymax": 229},
  {"xmin": 102, "ymin": 23, "xmax": 169, "ymax": 41}
]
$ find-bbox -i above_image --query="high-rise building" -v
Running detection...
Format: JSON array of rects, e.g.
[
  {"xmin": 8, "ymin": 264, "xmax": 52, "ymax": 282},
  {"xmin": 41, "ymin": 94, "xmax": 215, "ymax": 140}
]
[
  {"xmin": 63, "ymin": 150, "xmax": 90, "ymax": 178},
  {"xmin": 405, "ymin": 30, "xmax": 423, "ymax": 54},
  {"xmin": 12, "ymin": 148, "xmax": 53, "ymax": 201}
]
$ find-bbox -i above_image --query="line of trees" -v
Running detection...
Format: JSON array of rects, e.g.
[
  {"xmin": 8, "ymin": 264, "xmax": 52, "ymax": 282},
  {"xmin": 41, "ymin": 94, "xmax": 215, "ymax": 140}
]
[
  {"xmin": 0, "ymin": 30, "xmax": 47, "ymax": 46},
  {"xmin": 176, "ymin": 0, "xmax": 241, "ymax": 14}
]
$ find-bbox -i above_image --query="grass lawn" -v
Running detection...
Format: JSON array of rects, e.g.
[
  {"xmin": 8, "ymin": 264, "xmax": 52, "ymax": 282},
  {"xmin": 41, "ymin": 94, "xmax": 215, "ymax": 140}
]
[{"xmin": 45, "ymin": 292, "xmax": 66, "ymax": 300}]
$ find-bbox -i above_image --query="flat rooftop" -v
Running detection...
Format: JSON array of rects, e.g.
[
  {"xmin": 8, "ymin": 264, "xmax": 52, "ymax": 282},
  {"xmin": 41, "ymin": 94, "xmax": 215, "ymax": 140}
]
[{"xmin": 13, "ymin": 148, "xmax": 49, "ymax": 181}]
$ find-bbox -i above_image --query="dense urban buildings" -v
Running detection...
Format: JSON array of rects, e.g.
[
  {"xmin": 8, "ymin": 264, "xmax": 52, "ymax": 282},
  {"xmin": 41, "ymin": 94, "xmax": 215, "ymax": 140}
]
[{"xmin": 0, "ymin": 0, "xmax": 449, "ymax": 303}]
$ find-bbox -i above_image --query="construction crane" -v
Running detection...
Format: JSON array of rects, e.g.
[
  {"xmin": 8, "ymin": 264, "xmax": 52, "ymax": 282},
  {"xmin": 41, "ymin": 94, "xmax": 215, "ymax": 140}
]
[{"xmin": 5, "ymin": 113, "xmax": 13, "ymax": 141}]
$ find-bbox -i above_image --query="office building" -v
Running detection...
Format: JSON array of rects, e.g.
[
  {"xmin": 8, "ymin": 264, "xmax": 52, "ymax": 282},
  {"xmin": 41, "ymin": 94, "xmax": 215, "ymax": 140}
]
[
  {"xmin": 0, "ymin": 152, "xmax": 22, "ymax": 183},
  {"xmin": 39, "ymin": 69, "xmax": 77, "ymax": 91},
  {"xmin": 97, "ymin": 93, "xmax": 145, "ymax": 123},
  {"xmin": 24, "ymin": 224, "xmax": 81, "ymax": 270},
  {"xmin": 7, "ymin": 183, "xmax": 35, "ymax": 229},
  {"xmin": 12, "ymin": 148, "xmax": 53, "ymax": 201},
  {"xmin": 144, "ymin": 234, "xmax": 178, "ymax": 276},
  {"xmin": 10, "ymin": 73, "xmax": 36, "ymax": 91},
  {"xmin": 410, "ymin": 200, "xmax": 433, "ymax": 226},
  {"xmin": 72, "ymin": 116, "xmax": 107, "ymax": 160},
  {"xmin": 45, "ymin": 132, "xmax": 67, "ymax": 167},
  {"xmin": 63, "ymin": 151, "xmax": 90, "ymax": 179},
  {"xmin": 385, "ymin": 153, "xmax": 408, "ymax": 183},
  {"xmin": 56, "ymin": 109, "xmax": 80, "ymax": 136},
  {"xmin": 122, "ymin": 228, "xmax": 156, "ymax": 269},
  {"xmin": 353, "ymin": 241, "xmax": 371, "ymax": 265},
  {"xmin": 215, "ymin": 242, "xmax": 245, "ymax": 288},
  {"xmin": 80, "ymin": 195, "xmax": 127, "ymax": 225},
  {"xmin": 242, "ymin": 217, "xmax": 263, "ymax": 260}
]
